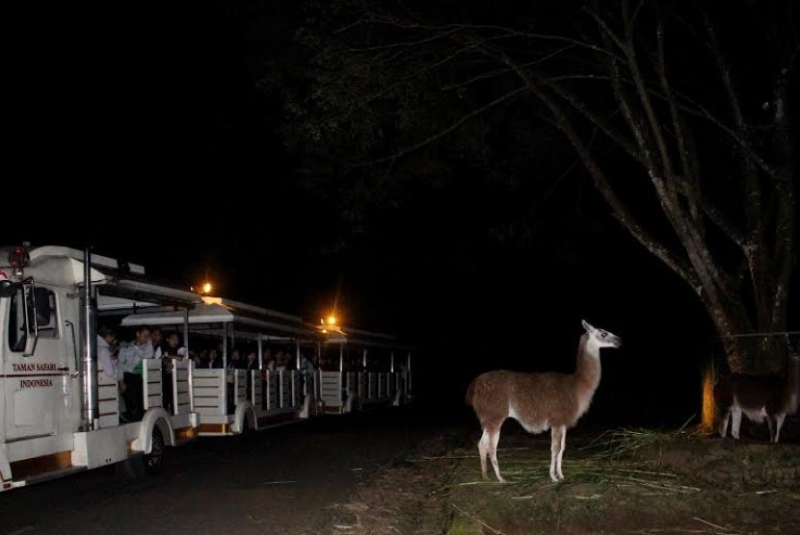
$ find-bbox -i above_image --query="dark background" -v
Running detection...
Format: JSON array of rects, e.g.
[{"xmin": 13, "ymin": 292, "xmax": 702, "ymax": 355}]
[{"xmin": 6, "ymin": 1, "xmax": 795, "ymax": 430}]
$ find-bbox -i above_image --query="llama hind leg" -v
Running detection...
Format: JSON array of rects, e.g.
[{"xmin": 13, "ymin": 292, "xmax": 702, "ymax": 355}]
[
  {"xmin": 478, "ymin": 429, "xmax": 490, "ymax": 480},
  {"xmin": 481, "ymin": 424, "xmax": 506, "ymax": 483}
]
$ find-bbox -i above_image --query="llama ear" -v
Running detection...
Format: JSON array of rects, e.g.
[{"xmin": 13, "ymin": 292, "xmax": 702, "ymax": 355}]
[{"xmin": 582, "ymin": 320, "xmax": 593, "ymax": 332}]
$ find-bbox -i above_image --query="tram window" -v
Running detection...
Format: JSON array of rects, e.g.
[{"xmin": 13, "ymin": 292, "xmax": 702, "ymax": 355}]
[{"xmin": 35, "ymin": 287, "xmax": 60, "ymax": 339}]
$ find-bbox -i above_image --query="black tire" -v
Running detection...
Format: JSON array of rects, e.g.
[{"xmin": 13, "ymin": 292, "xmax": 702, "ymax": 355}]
[
  {"xmin": 143, "ymin": 427, "xmax": 165, "ymax": 475},
  {"xmin": 116, "ymin": 427, "xmax": 165, "ymax": 482}
]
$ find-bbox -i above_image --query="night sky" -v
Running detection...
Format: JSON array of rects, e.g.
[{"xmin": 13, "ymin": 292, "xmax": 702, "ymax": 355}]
[{"xmin": 7, "ymin": 1, "xmax": 797, "ymax": 428}]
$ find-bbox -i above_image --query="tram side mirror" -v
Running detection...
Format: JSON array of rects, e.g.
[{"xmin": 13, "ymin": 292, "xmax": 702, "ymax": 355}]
[{"xmin": 0, "ymin": 279, "xmax": 17, "ymax": 298}]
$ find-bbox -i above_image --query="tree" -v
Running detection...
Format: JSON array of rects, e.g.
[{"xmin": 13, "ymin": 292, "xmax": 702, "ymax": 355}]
[{"xmin": 276, "ymin": 0, "xmax": 797, "ymax": 374}]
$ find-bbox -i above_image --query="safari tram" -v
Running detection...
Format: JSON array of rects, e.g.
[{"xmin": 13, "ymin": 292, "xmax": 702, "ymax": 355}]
[{"xmin": 0, "ymin": 244, "xmax": 413, "ymax": 492}]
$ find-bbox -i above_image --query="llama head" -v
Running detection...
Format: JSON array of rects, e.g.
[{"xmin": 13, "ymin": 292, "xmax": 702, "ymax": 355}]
[{"xmin": 582, "ymin": 320, "xmax": 622, "ymax": 349}]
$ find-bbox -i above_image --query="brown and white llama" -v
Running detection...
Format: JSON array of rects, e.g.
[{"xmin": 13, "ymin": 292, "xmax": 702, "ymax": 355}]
[
  {"xmin": 714, "ymin": 345, "xmax": 800, "ymax": 443},
  {"xmin": 465, "ymin": 320, "xmax": 621, "ymax": 483}
]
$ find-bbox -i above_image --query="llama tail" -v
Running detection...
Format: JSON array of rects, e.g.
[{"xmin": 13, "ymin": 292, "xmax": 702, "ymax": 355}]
[{"xmin": 465, "ymin": 378, "xmax": 477, "ymax": 407}]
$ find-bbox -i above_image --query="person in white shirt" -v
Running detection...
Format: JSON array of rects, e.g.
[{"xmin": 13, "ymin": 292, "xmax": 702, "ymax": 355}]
[
  {"xmin": 97, "ymin": 326, "xmax": 119, "ymax": 381},
  {"xmin": 118, "ymin": 326, "xmax": 154, "ymax": 375},
  {"xmin": 97, "ymin": 326, "xmax": 130, "ymax": 418},
  {"xmin": 117, "ymin": 325, "xmax": 154, "ymax": 421},
  {"xmin": 263, "ymin": 348, "xmax": 276, "ymax": 372}
]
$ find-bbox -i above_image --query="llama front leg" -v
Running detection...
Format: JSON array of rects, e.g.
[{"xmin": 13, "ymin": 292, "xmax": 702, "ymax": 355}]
[
  {"xmin": 549, "ymin": 426, "xmax": 566, "ymax": 483},
  {"xmin": 555, "ymin": 425, "xmax": 566, "ymax": 480},
  {"xmin": 718, "ymin": 408, "xmax": 731, "ymax": 438},
  {"xmin": 478, "ymin": 429, "xmax": 490, "ymax": 480}
]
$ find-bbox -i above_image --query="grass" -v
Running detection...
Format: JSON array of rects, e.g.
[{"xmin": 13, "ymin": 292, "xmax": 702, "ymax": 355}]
[
  {"xmin": 331, "ymin": 420, "xmax": 800, "ymax": 534},
  {"xmin": 437, "ymin": 421, "xmax": 798, "ymax": 534}
]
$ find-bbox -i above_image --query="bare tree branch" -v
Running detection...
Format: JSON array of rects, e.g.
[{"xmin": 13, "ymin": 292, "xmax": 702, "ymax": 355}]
[
  {"xmin": 353, "ymin": 85, "xmax": 530, "ymax": 168},
  {"xmin": 543, "ymin": 79, "xmax": 642, "ymax": 163},
  {"xmin": 368, "ymin": 17, "xmax": 613, "ymax": 55},
  {"xmin": 442, "ymin": 44, "xmax": 576, "ymax": 92},
  {"xmin": 498, "ymin": 49, "xmax": 701, "ymax": 289}
]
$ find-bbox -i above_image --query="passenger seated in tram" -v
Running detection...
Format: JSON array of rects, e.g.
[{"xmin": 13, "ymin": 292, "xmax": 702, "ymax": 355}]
[
  {"xmin": 117, "ymin": 325, "xmax": 154, "ymax": 421},
  {"xmin": 260, "ymin": 349, "xmax": 275, "ymax": 408},
  {"xmin": 244, "ymin": 350, "xmax": 258, "ymax": 371},
  {"xmin": 275, "ymin": 351, "xmax": 288, "ymax": 372},
  {"xmin": 299, "ymin": 352, "xmax": 315, "ymax": 395},
  {"xmin": 202, "ymin": 348, "xmax": 223, "ymax": 369},
  {"xmin": 243, "ymin": 350, "xmax": 258, "ymax": 399},
  {"xmin": 227, "ymin": 349, "xmax": 243, "ymax": 372},
  {"xmin": 151, "ymin": 326, "xmax": 164, "ymax": 359},
  {"xmin": 224, "ymin": 348, "xmax": 245, "ymax": 411},
  {"xmin": 97, "ymin": 326, "xmax": 128, "ymax": 417},
  {"xmin": 262, "ymin": 348, "xmax": 276, "ymax": 373},
  {"xmin": 97, "ymin": 326, "xmax": 119, "ymax": 381}
]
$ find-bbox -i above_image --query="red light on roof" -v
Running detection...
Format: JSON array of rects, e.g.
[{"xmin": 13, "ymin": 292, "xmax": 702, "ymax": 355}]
[{"xmin": 8, "ymin": 246, "xmax": 30, "ymax": 269}]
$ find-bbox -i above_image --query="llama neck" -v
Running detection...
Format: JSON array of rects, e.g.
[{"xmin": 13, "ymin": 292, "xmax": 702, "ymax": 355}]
[{"xmin": 574, "ymin": 334, "xmax": 602, "ymax": 418}]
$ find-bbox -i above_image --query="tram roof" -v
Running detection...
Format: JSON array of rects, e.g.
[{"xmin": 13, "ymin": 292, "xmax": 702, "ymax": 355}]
[
  {"xmin": 120, "ymin": 297, "xmax": 318, "ymax": 338},
  {"xmin": 25, "ymin": 245, "xmax": 201, "ymax": 309},
  {"xmin": 320, "ymin": 327, "xmax": 410, "ymax": 351}
]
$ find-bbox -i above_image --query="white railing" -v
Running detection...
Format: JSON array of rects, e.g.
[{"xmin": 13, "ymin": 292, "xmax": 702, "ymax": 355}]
[
  {"xmin": 319, "ymin": 370, "xmax": 344, "ymax": 409},
  {"xmin": 233, "ymin": 369, "xmax": 247, "ymax": 407},
  {"xmin": 269, "ymin": 371, "xmax": 280, "ymax": 410},
  {"xmin": 279, "ymin": 370, "xmax": 292, "ymax": 408},
  {"xmin": 251, "ymin": 370, "xmax": 263, "ymax": 410},
  {"xmin": 193, "ymin": 369, "xmax": 226, "ymax": 416},
  {"xmin": 97, "ymin": 366, "xmax": 119, "ymax": 428},
  {"xmin": 173, "ymin": 360, "xmax": 192, "ymax": 415},
  {"xmin": 142, "ymin": 358, "xmax": 163, "ymax": 410}
]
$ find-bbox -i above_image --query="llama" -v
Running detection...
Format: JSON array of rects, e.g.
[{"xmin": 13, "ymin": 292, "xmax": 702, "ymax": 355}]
[
  {"xmin": 714, "ymin": 347, "xmax": 800, "ymax": 443},
  {"xmin": 465, "ymin": 320, "xmax": 621, "ymax": 483}
]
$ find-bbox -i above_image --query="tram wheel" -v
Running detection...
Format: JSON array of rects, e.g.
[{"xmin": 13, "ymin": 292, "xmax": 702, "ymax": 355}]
[{"xmin": 116, "ymin": 427, "xmax": 165, "ymax": 482}]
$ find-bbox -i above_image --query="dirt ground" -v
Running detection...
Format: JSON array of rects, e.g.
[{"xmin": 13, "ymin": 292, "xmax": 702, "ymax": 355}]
[
  {"xmin": 0, "ymin": 410, "xmax": 437, "ymax": 535},
  {"xmin": 328, "ymin": 420, "xmax": 800, "ymax": 534}
]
